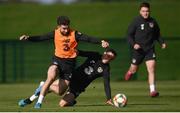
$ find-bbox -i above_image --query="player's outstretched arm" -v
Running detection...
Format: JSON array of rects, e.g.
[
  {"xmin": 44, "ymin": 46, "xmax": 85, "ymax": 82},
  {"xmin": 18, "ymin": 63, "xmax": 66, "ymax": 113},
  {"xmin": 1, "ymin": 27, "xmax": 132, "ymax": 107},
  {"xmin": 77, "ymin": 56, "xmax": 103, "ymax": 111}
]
[
  {"xmin": 19, "ymin": 31, "xmax": 54, "ymax": 42},
  {"xmin": 75, "ymin": 31, "xmax": 109, "ymax": 48}
]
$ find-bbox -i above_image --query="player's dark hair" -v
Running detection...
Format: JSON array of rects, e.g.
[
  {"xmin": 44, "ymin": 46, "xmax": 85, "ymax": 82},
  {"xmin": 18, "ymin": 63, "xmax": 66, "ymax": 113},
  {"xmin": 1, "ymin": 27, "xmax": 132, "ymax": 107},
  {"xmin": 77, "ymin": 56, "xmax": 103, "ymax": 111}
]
[
  {"xmin": 57, "ymin": 16, "xmax": 70, "ymax": 25},
  {"xmin": 139, "ymin": 2, "xmax": 150, "ymax": 9},
  {"xmin": 105, "ymin": 48, "xmax": 117, "ymax": 56}
]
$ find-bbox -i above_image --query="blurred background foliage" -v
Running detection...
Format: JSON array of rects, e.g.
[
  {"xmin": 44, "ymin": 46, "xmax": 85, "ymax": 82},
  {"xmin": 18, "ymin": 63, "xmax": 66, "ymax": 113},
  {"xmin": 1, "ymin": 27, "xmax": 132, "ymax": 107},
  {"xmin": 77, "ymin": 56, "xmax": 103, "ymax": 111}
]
[{"xmin": 0, "ymin": 0, "xmax": 180, "ymax": 82}]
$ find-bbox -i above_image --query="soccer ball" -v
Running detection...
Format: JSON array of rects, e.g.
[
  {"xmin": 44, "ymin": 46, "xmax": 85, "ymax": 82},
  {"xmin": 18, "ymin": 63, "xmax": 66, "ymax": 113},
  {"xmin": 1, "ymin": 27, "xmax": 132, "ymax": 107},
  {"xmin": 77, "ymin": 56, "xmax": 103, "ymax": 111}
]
[{"xmin": 113, "ymin": 93, "xmax": 127, "ymax": 107}]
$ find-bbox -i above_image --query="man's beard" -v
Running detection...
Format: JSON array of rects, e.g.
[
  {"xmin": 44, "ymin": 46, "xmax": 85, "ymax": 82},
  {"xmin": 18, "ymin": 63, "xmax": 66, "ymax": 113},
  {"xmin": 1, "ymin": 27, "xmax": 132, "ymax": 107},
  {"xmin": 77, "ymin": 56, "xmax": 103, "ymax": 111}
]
[{"xmin": 61, "ymin": 32, "xmax": 68, "ymax": 36}]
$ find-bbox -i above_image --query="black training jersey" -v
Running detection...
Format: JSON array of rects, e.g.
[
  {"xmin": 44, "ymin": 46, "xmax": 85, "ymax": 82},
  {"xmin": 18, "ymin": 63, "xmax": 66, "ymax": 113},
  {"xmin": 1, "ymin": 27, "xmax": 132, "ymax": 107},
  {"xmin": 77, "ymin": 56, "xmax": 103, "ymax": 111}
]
[
  {"xmin": 71, "ymin": 50, "xmax": 111, "ymax": 100},
  {"xmin": 127, "ymin": 15, "xmax": 165, "ymax": 51}
]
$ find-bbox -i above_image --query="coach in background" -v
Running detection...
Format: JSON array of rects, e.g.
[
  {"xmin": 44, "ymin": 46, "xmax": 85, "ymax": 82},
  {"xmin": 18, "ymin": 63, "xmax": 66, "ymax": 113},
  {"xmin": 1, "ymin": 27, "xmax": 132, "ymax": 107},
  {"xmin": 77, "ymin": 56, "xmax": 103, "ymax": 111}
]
[{"xmin": 124, "ymin": 2, "xmax": 166, "ymax": 97}]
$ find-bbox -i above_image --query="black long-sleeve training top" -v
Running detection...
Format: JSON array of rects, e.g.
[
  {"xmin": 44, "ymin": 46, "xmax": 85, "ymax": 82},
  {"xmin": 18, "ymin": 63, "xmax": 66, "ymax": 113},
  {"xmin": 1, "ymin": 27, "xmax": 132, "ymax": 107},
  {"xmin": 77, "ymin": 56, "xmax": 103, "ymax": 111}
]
[
  {"xmin": 127, "ymin": 15, "xmax": 165, "ymax": 51},
  {"xmin": 71, "ymin": 50, "xmax": 111, "ymax": 100},
  {"xmin": 27, "ymin": 30, "xmax": 101, "ymax": 44}
]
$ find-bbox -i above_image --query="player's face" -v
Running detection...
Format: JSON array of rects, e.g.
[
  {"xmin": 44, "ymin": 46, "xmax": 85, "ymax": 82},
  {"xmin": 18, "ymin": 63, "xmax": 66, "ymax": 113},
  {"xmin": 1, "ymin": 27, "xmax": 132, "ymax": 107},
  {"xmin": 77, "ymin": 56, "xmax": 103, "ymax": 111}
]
[
  {"xmin": 102, "ymin": 52, "xmax": 115, "ymax": 63},
  {"xmin": 60, "ymin": 25, "xmax": 70, "ymax": 36},
  {"xmin": 140, "ymin": 7, "xmax": 150, "ymax": 19}
]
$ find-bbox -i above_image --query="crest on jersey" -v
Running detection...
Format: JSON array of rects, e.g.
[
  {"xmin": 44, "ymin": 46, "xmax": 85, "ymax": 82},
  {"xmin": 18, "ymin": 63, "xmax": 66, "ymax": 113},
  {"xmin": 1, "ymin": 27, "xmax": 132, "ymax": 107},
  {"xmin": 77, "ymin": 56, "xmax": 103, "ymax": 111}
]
[
  {"xmin": 97, "ymin": 67, "xmax": 103, "ymax": 73},
  {"xmin": 84, "ymin": 66, "xmax": 94, "ymax": 75},
  {"xmin": 141, "ymin": 24, "xmax": 144, "ymax": 30},
  {"xmin": 68, "ymin": 73, "xmax": 72, "ymax": 79},
  {"xmin": 90, "ymin": 60, "xmax": 95, "ymax": 64},
  {"xmin": 132, "ymin": 58, "xmax": 136, "ymax": 64},
  {"xmin": 149, "ymin": 22, "xmax": 154, "ymax": 28}
]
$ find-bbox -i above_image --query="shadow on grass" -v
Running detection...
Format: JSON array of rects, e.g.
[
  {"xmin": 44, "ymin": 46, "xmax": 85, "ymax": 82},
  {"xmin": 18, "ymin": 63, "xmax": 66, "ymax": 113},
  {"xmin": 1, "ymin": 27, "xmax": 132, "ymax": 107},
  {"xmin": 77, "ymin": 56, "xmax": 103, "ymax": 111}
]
[
  {"xmin": 75, "ymin": 103, "xmax": 168, "ymax": 108},
  {"xmin": 128, "ymin": 103, "xmax": 168, "ymax": 106},
  {"xmin": 76, "ymin": 104, "xmax": 108, "ymax": 107}
]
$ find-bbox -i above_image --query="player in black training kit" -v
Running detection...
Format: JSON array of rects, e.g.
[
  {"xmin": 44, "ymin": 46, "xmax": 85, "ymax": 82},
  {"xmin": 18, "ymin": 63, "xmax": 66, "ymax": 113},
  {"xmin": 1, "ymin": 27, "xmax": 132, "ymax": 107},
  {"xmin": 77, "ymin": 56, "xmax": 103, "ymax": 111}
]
[
  {"xmin": 18, "ymin": 48, "xmax": 117, "ymax": 107},
  {"xmin": 124, "ymin": 2, "xmax": 166, "ymax": 97},
  {"xmin": 59, "ymin": 49, "xmax": 117, "ymax": 107}
]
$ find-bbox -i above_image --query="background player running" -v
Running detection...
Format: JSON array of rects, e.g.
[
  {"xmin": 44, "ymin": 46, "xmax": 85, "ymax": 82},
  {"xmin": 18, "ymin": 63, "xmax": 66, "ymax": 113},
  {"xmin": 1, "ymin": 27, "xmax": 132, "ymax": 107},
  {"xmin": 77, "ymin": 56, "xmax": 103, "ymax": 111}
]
[{"xmin": 124, "ymin": 2, "xmax": 166, "ymax": 97}]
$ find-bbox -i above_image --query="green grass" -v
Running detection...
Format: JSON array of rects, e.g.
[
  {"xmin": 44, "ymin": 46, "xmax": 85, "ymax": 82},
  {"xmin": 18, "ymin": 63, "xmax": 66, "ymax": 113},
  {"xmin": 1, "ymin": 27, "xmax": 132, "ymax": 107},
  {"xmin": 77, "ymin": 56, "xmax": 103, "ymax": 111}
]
[
  {"xmin": 0, "ymin": 80, "xmax": 180, "ymax": 111},
  {"xmin": 0, "ymin": 1, "xmax": 180, "ymax": 39}
]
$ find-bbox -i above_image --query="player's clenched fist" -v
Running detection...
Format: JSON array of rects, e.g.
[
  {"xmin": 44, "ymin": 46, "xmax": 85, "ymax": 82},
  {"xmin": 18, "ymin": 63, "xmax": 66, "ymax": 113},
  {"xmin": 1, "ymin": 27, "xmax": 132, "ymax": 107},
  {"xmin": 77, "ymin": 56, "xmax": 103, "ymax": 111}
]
[
  {"xmin": 101, "ymin": 40, "xmax": 109, "ymax": 48},
  {"xmin": 161, "ymin": 43, "xmax": 167, "ymax": 49},
  {"xmin": 133, "ymin": 43, "xmax": 141, "ymax": 50},
  {"xmin": 19, "ymin": 35, "xmax": 29, "ymax": 40}
]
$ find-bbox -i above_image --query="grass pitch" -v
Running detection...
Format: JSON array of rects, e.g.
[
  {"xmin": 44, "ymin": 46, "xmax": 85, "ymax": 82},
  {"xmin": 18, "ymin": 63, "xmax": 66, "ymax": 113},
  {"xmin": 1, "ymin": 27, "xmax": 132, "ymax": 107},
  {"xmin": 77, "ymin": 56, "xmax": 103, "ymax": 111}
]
[{"xmin": 0, "ymin": 80, "xmax": 180, "ymax": 112}]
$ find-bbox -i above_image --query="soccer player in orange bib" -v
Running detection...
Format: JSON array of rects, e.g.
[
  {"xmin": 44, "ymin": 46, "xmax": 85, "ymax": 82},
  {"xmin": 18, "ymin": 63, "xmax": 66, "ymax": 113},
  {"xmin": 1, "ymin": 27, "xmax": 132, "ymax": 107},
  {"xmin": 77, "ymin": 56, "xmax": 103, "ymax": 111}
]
[{"xmin": 19, "ymin": 16, "xmax": 109, "ymax": 108}]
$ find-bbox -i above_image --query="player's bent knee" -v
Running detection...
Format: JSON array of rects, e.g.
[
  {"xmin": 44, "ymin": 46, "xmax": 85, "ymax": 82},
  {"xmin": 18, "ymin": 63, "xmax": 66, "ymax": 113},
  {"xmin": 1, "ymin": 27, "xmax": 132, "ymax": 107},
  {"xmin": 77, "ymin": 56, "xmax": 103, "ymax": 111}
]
[
  {"xmin": 130, "ymin": 67, "xmax": 137, "ymax": 73},
  {"xmin": 129, "ymin": 64, "xmax": 138, "ymax": 73}
]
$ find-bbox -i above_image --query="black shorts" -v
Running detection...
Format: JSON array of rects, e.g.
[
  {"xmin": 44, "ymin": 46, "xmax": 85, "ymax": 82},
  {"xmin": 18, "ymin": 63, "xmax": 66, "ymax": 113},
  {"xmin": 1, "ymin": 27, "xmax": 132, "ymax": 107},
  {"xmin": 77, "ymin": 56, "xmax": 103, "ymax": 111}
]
[
  {"xmin": 51, "ymin": 56, "xmax": 76, "ymax": 81},
  {"xmin": 67, "ymin": 84, "xmax": 84, "ymax": 98},
  {"xmin": 68, "ymin": 76, "xmax": 90, "ymax": 98},
  {"xmin": 131, "ymin": 48, "xmax": 156, "ymax": 65}
]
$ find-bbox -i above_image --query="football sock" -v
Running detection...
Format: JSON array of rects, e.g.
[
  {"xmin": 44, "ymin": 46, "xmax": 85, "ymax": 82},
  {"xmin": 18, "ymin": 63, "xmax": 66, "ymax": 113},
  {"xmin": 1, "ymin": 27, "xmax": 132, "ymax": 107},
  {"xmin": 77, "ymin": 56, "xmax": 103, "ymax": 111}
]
[
  {"xmin": 150, "ymin": 84, "xmax": 155, "ymax": 92},
  {"xmin": 37, "ymin": 95, "xmax": 44, "ymax": 104},
  {"xmin": 30, "ymin": 94, "xmax": 38, "ymax": 101}
]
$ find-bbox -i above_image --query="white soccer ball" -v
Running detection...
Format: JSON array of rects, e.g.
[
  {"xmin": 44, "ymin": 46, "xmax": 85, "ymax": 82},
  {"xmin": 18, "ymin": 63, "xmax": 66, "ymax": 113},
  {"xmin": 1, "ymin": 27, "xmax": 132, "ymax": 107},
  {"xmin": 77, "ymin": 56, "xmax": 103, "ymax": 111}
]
[{"xmin": 113, "ymin": 93, "xmax": 127, "ymax": 107}]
